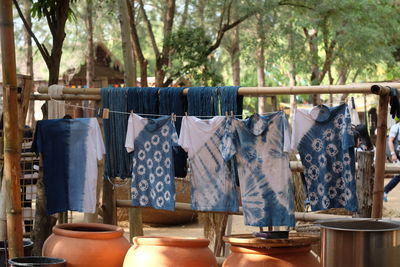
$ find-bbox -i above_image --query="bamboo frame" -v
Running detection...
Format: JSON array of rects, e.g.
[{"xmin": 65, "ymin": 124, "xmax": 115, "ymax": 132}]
[
  {"xmin": 36, "ymin": 82, "xmax": 400, "ymax": 97},
  {"xmin": 32, "ymin": 82, "xmax": 400, "ymax": 221},
  {"xmin": 0, "ymin": 0, "xmax": 24, "ymax": 257}
]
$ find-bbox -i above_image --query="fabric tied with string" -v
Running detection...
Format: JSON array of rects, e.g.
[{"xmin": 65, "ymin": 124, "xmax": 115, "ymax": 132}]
[
  {"xmin": 101, "ymin": 87, "xmax": 132, "ymax": 179},
  {"xmin": 48, "ymin": 84, "xmax": 65, "ymax": 119},
  {"xmin": 159, "ymin": 87, "xmax": 188, "ymax": 177}
]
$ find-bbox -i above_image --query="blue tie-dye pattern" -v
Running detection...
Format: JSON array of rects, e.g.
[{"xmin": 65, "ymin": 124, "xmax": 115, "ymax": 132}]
[
  {"xmin": 31, "ymin": 118, "xmax": 98, "ymax": 214},
  {"xmin": 187, "ymin": 121, "xmax": 239, "ymax": 212},
  {"xmin": 221, "ymin": 111, "xmax": 295, "ymax": 227},
  {"xmin": 130, "ymin": 116, "xmax": 178, "ymax": 211},
  {"xmin": 68, "ymin": 120, "xmax": 89, "ymax": 211},
  {"xmin": 297, "ymin": 104, "xmax": 358, "ymax": 212}
]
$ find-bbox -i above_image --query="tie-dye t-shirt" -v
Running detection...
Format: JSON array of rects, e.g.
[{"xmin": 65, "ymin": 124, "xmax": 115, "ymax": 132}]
[
  {"xmin": 291, "ymin": 104, "xmax": 357, "ymax": 212},
  {"xmin": 178, "ymin": 116, "xmax": 239, "ymax": 212},
  {"xmin": 32, "ymin": 118, "xmax": 105, "ymax": 214},
  {"xmin": 125, "ymin": 113, "xmax": 178, "ymax": 211},
  {"xmin": 221, "ymin": 111, "xmax": 295, "ymax": 227}
]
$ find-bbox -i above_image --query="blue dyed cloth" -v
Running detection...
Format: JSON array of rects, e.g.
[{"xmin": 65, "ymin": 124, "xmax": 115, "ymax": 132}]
[
  {"xmin": 125, "ymin": 113, "xmax": 178, "ymax": 210},
  {"xmin": 159, "ymin": 87, "xmax": 188, "ymax": 177},
  {"xmin": 31, "ymin": 118, "xmax": 105, "ymax": 214},
  {"xmin": 101, "ymin": 88, "xmax": 131, "ymax": 178},
  {"xmin": 292, "ymin": 104, "xmax": 358, "ymax": 212},
  {"xmin": 221, "ymin": 111, "xmax": 295, "ymax": 227},
  {"xmin": 179, "ymin": 116, "xmax": 239, "ymax": 212},
  {"xmin": 127, "ymin": 87, "xmax": 159, "ymax": 116},
  {"xmin": 187, "ymin": 87, "xmax": 219, "ymax": 117}
]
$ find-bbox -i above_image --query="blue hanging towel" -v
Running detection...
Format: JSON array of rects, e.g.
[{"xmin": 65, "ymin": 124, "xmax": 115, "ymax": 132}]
[
  {"xmin": 101, "ymin": 87, "xmax": 132, "ymax": 178},
  {"xmin": 159, "ymin": 87, "xmax": 188, "ymax": 177},
  {"xmin": 127, "ymin": 87, "xmax": 159, "ymax": 116}
]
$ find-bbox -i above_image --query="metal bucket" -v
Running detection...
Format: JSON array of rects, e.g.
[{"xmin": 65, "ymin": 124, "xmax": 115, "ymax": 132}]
[
  {"xmin": 8, "ymin": 256, "xmax": 66, "ymax": 267},
  {"xmin": 320, "ymin": 219, "xmax": 400, "ymax": 267}
]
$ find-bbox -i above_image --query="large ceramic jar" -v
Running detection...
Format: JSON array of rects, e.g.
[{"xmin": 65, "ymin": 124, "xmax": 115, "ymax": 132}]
[
  {"xmin": 43, "ymin": 223, "xmax": 130, "ymax": 267},
  {"xmin": 223, "ymin": 233, "xmax": 320, "ymax": 267},
  {"xmin": 123, "ymin": 236, "xmax": 217, "ymax": 267}
]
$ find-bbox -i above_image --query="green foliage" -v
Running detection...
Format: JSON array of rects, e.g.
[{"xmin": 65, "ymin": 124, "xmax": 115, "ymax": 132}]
[
  {"xmin": 31, "ymin": 0, "xmax": 77, "ymax": 22},
  {"xmin": 166, "ymin": 27, "xmax": 224, "ymax": 85}
]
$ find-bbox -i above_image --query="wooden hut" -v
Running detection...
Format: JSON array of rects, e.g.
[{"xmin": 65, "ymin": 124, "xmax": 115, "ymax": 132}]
[{"xmin": 63, "ymin": 42, "xmax": 125, "ymax": 88}]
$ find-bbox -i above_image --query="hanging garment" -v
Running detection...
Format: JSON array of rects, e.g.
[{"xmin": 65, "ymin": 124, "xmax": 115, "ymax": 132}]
[
  {"xmin": 179, "ymin": 116, "xmax": 239, "ymax": 212},
  {"xmin": 159, "ymin": 87, "xmax": 188, "ymax": 177},
  {"xmin": 31, "ymin": 118, "xmax": 105, "ymax": 214},
  {"xmin": 291, "ymin": 104, "xmax": 357, "ymax": 212},
  {"xmin": 348, "ymin": 97, "xmax": 360, "ymax": 126},
  {"xmin": 221, "ymin": 111, "xmax": 295, "ymax": 227},
  {"xmin": 125, "ymin": 113, "xmax": 178, "ymax": 211},
  {"xmin": 101, "ymin": 87, "xmax": 131, "ymax": 179},
  {"xmin": 219, "ymin": 86, "xmax": 242, "ymax": 116}
]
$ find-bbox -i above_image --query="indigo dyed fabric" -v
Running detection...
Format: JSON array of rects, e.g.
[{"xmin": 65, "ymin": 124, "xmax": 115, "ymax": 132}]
[
  {"xmin": 127, "ymin": 87, "xmax": 159, "ymax": 116},
  {"xmin": 101, "ymin": 88, "xmax": 131, "ymax": 178},
  {"xmin": 179, "ymin": 116, "xmax": 239, "ymax": 212},
  {"xmin": 187, "ymin": 87, "xmax": 219, "ymax": 117},
  {"xmin": 32, "ymin": 118, "xmax": 105, "ymax": 214},
  {"xmin": 125, "ymin": 113, "xmax": 178, "ymax": 210},
  {"xmin": 221, "ymin": 111, "xmax": 295, "ymax": 227},
  {"xmin": 292, "ymin": 104, "xmax": 358, "ymax": 212},
  {"xmin": 159, "ymin": 87, "xmax": 188, "ymax": 177}
]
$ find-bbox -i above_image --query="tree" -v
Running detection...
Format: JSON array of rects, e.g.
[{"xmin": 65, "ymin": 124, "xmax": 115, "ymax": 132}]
[{"xmin": 13, "ymin": 0, "xmax": 76, "ymax": 255}]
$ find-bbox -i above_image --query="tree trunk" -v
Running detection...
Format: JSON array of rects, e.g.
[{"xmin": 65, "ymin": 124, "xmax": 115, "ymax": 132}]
[
  {"xmin": 355, "ymin": 151, "xmax": 374, "ymax": 218},
  {"xmin": 127, "ymin": 0, "xmax": 148, "ymax": 87},
  {"xmin": 304, "ymin": 28, "xmax": 320, "ymax": 105},
  {"xmin": 287, "ymin": 27, "xmax": 297, "ymax": 123},
  {"xmin": 84, "ymin": 0, "xmax": 95, "ymax": 118},
  {"xmin": 256, "ymin": 13, "xmax": 267, "ymax": 114},
  {"xmin": 230, "ymin": 22, "xmax": 240, "ymax": 86},
  {"xmin": 23, "ymin": 0, "xmax": 35, "ymax": 127}
]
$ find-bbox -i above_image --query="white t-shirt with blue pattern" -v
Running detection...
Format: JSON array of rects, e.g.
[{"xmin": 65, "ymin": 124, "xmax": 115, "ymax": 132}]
[
  {"xmin": 125, "ymin": 113, "xmax": 178, "ymax": 211},
  {"xmin": 179, "ymin": 116, "xmax": 239, "ymax": 212},
  {"xmin": 221, "ymin": 111, "xmax": 295, "ymax": 227},
  {"xmin": 291, "ymin": 104, "xmax": 358, "ymax": 212}
]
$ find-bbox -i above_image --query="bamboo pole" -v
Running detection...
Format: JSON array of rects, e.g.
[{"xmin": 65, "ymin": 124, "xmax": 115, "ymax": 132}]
[
  {"xmin": 371, "ymin": 86, "xmax": 390, "ymax": 218},
  {"xmin": 0, "ymin": 0, "xmax": 24, "ymax": 257},
  {"xmin": 36, "ymin": 83, "xmax": 400, "ymax": 97}
]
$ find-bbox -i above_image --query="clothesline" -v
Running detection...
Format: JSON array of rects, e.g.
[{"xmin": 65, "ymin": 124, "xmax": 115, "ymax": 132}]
[{"xmin": 49, "ymin": 99, "xmax": 278, "ymax": 118}]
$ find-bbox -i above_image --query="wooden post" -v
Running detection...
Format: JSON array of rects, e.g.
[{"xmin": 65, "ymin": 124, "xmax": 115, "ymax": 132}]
[
  {"xmin": 118, "ymin": 0, "xmax": 143, "ymax": 239},
  {"xmin": 355, "ymin": 151, "xmax": 374, "ymax": 218},
  {"xmin": 0, "ymin": 0, "xmax": 24, "ymax": 257},
  {"xmin": 372, "ymin": 91, "xmax": 390, "ymax": 218}
]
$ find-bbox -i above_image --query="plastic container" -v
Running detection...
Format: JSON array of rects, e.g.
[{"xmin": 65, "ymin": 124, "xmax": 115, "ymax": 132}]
[{"xmin": 0, "ymin": 239, "xmax": 34, "ymax": 267}]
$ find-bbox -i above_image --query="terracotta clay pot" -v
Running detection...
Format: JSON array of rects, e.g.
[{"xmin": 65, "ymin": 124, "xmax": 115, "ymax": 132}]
[
  {"xmin": 223, "ymin": 233, "xmax": 320, "ymax": 267},
  {"xmin": 123, "ymin": 236, "xmax": 217, "ymax": 267},
  {"xmin": 43, "ymin": 223, "xmax": 130, "ymax": 267}
]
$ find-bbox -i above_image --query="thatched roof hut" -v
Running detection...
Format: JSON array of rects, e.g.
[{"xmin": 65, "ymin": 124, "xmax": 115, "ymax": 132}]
[{"xmin": 63, "ymin": 42, "xmax": 125, "ymax": 87}]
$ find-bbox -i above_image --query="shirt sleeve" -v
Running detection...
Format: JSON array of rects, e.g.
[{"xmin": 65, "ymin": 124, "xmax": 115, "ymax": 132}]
[
  {"xmin": 170, "ymin": 120, "xmax": 179, "ymax": 147},
  {"xmin": 178, "ymin": 116, "xmax": 190, "ymax": 152},
  {"xmin": 282, "ymin": 114, "xmax": 291, "ymax": 153},
  {"xmin": 220, "ymin": 118, "xmax": 237, "ymax": 161},
  {"xmin": 125, "ymin": 113, "xmax": 135, "ymax": 153},
  {"xmin": 31, "ymin": 121, "xmax": 42, "ymax": 154},
  {"xmin": 93, "ymin": 119, "xmax": 105, "ymax": 160},
  {"xmin": 389, "ymin": 123, "xmax": 399, "ymax": 138}
]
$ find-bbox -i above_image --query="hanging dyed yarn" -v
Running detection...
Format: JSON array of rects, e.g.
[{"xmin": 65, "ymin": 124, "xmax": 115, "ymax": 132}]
[
  {"xmin": 101, "ymin": 87, "xmax": 131, "ymax": 179},
  {"xmin": 159, "ymin": 87, "xmax": 188, "ymax": 177}
]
